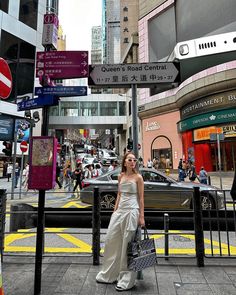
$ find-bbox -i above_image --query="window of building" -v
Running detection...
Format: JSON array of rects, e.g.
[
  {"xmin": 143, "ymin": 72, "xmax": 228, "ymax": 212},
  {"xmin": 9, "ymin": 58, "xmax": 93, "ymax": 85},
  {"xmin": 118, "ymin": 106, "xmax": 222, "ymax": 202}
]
[
  {"xmin": 0, "ymin": 0, "xmax": 9, "ymax": 13},
  {"xmin": 100, "ymin": 102, "xmax": 117, "ymax": 116},
  {"xmin": 124, "ymin": 37, "xmax": 129, "ymax": 43},
  {"xmin": 0, "ymin": 30, "xmax": 35, "ymax": 101},
  {"xmin": 119, "ymin": 102, "xmax": 126, "ymax": 116},
  {"xmin": 123, "ymin": 16, "xmax": 128, "ymax": 22},
  {"xmin": 80, "ymin": 102, "xmax": 98, "ymax": 116},
  {"xmin": 60, "ymin": 102, "xmax": 79, "ymax": 116},
  {"xmin": 19, "ymin": 0, "xmax": 38, "ymax": 30},
  {"xmin": 123, "ymin": 27, "xmax": 129, "ymax": 32},
  {"xmin": 123, "ymin": 6, "xmax": 128, "ymax": 12}
]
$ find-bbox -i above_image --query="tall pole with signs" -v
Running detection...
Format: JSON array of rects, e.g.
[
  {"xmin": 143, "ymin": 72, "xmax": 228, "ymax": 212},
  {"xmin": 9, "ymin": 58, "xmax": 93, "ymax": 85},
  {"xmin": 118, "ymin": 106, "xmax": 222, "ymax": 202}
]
[
  {"xmin": 33, "ymin": 14, "xmax": 89, "ymax": 295},
  {"xmin": 131, "ymin": 84, "xmax": 138, "ymax": 160},
  {"xmin": 34, "ymin": 12, "xmax": 58, "ymax": 295}
]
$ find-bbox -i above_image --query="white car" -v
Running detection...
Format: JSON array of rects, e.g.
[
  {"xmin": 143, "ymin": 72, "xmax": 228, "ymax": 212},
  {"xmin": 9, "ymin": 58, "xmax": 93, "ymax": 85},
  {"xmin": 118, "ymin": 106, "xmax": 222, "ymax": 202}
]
[{"xmin": 98, "ymin": 149, "xmax": 118, "ymax": 165}]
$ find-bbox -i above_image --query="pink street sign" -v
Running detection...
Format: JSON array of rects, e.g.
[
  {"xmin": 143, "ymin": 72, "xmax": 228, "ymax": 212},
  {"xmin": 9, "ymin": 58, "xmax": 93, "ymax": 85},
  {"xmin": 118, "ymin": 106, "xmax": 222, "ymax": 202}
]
[{"xmin": 36, "ymin": 51, "xmax": 88, "ymax": 79}]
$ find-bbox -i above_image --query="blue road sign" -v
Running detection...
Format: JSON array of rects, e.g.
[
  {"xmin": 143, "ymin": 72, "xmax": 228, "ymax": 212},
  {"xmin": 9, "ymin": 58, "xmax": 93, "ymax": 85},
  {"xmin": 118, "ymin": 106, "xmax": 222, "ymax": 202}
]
[
  {"xmin": 17, "ymin": 95, "xmax": 59, "ymax": 111},
  {"xmin": 35, "ymin": 86, "xmax": 87, "ymax": 97}
]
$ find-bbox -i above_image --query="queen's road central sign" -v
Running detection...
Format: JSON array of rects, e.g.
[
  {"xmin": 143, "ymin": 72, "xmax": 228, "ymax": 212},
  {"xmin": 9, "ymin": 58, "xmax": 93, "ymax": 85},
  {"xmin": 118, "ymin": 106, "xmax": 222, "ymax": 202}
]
[{"xmin": 88, "ymin": 62, "xmax": 179, "ymax": 88}]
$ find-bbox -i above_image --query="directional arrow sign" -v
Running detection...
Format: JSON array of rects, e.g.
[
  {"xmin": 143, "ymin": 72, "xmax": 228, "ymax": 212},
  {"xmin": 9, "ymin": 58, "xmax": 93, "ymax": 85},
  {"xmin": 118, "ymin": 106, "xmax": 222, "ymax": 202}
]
[
  {"xmin": 88, "ymin": 62, "xmax": 180, "ymax": 88},
  {"xmin": 17, "ymin": 95, "xmax": 59, "ymax": 111},
  {"xmin": 36, "ymin": 50, "xmax": 88, "ymax": 79},
  {"xmin": 35, "ymin": 86, "xmax": 87, "ymax": 97}
]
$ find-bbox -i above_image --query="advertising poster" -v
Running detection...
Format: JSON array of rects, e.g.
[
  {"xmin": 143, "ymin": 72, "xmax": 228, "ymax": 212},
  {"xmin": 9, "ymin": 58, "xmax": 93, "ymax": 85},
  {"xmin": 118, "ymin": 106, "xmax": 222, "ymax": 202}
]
[
  {"xmin": 28, "ymin": 136, "xmax": 57, "ymax": 190},
  {"xmin": 15, "ymin": 119, "xmax": 30, "ymax": 142},
  {"xmin": 0, "ymin": 116, "xmax": 14, "ymax": 141}
]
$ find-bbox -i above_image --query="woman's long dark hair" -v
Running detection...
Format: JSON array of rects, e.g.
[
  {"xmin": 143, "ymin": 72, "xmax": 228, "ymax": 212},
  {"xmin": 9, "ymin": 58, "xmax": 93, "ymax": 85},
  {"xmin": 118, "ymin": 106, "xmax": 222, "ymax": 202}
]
[{"xmin": 121, "ymin": 152, "xmax": 137, "ymax": 174}]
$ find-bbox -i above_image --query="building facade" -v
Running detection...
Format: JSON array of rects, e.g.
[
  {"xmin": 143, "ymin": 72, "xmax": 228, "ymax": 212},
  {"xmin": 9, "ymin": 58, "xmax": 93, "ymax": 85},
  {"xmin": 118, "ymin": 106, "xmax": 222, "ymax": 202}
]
[
  {"xmin": 0, "ymin": 0, "xmax": 58, "ymax": 176},
  {"xmin": 138, "ymin": 0, "xmax": 236, "ymax": 172}
]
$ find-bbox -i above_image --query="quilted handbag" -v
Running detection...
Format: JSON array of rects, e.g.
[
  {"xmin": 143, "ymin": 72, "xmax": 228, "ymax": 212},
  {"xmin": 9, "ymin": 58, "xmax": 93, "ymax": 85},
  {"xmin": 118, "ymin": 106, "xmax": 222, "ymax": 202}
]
[{"xmin": 127, "ymin": 226, "xmax": 157, "ymax": 272}]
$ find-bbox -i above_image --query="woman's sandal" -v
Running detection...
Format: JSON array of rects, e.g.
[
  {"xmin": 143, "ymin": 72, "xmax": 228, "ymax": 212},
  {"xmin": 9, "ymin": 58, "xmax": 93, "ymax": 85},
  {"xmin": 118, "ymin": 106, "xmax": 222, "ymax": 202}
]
[{"xmin": 115, "ymin": 285, "xmax": 133, "ymax": 292}]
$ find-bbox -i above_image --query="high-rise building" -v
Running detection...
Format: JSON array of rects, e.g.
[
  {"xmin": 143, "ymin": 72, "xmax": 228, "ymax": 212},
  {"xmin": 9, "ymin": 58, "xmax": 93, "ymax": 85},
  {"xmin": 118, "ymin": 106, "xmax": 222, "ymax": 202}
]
[
  {"xmin": 91, "ymin": 26, "xmax": 102, "ymax": 64},
  {"xmin": 102, "ymin": 0, "xmax": 120, "ymax": 64},
  {"xmin": 120, "ymin": 0, "xmax": 139, "ymax": 63}
]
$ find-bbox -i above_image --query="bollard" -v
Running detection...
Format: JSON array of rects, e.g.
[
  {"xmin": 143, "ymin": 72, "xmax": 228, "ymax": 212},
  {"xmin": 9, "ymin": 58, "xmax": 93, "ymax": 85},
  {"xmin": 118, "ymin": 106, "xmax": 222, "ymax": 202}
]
[
  {"xmin": 193, "ymin": 187, "xmax": 205, "ymax": 267},
  {"xmin": 208, "ymin": 175, "xmax": 211, "ymax": 185},
  {"xmin": 92, "ymin": 187, "xmax": 101, "ymax": 265},
  {"xmin": 164, "ymin": 213, "xmax": 169, "ymax": 260}
]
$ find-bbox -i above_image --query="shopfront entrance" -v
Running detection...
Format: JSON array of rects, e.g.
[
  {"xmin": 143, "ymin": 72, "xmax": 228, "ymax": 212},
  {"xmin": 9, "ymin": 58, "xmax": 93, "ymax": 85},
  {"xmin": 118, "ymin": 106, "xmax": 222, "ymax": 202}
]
[
  {"xmin": 151, "ymin": 136, "xmax": 172, "ymax": 169},
  {"xmin": 210, "ymin": 141, "xmax": 236, "ymax": 172}
]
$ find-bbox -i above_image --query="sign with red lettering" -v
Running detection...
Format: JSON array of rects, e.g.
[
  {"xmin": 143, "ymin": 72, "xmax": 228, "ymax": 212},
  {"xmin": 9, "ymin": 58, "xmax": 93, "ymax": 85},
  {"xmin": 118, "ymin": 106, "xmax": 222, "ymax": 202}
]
[{"xmin": 42, "ymin": 13, "xmax": 59, "ymax": 50}]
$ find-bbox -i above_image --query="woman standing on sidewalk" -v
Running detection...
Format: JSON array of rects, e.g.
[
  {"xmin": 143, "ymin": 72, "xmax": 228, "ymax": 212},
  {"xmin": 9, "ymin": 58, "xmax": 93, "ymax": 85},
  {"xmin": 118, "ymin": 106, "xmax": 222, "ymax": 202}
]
[{"xmin": 96, "ymin": 152, "xmax": 145, "ymax": 292}]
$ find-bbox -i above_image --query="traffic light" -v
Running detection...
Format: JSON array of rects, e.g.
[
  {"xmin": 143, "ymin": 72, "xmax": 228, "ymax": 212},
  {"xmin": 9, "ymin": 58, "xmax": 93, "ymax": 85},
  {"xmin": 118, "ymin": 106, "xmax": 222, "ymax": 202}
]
[
  {"xmin": 127, "ymin": 138, "xmax": 133, "ymax": 150},
  {"xmin": 2, "ymin": 141, "xmax": 12, "ymax": 157}
]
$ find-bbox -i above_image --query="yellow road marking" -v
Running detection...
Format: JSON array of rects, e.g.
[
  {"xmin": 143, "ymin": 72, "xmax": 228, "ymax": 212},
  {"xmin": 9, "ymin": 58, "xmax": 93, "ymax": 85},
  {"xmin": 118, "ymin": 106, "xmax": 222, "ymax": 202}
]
[{"xmin": 62, "ymin": 201, "xmax": 90, "ymax": 208}]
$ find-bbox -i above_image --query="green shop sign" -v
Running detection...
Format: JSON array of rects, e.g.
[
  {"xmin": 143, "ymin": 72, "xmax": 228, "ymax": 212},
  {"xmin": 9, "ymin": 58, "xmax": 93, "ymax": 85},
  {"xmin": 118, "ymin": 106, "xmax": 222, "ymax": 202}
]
[{"xmin": 177, "ymin": 108, "xmax": 236, "ymax": 132}]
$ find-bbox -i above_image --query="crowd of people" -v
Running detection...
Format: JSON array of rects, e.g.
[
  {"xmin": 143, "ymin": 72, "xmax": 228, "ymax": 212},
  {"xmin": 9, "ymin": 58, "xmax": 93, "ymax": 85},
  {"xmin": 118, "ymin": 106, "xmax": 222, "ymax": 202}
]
[
  {"xmin": 55, "ymin": 159, "xmax": 119, "ymax": 197},
  {"xmin": 177, "ymin": 158, "xmax": 208, "ymax": 184}
]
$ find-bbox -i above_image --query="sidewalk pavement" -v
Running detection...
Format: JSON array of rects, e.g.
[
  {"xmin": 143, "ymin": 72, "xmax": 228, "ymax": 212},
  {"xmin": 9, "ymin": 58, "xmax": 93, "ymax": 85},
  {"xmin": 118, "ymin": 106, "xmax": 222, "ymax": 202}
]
[{"xmin": 2, "ymin": 255, "xmax": 236, "ymax": 295}]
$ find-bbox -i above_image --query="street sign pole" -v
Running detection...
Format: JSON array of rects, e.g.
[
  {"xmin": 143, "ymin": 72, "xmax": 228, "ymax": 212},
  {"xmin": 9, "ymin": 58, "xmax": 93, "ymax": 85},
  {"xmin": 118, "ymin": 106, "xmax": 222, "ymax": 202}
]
[
  {"xmin": 131, "ymin": 84, "xmax": 139, "ymax": 161},
  {"xmin": 11, "ymin": 122, "xmax": 17, "ymax": 200},
  {"xmin": 217, "ymin": 133, "xmax": 223, "ymax": 189},
  {"xmin": 19, "ymin": 152, "xmax": 24, "ymax": 200},
  {"xmin": 34, "ymin": 61, "xmax": 49, "ymax": 295}
]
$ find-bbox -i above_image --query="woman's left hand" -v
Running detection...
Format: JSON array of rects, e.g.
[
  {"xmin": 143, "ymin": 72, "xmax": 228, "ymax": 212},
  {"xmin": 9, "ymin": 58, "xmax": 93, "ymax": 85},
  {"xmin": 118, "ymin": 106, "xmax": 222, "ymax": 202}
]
[{"xmin": 139, "ymin": 216, "xmax": 145, "ymax": 228}]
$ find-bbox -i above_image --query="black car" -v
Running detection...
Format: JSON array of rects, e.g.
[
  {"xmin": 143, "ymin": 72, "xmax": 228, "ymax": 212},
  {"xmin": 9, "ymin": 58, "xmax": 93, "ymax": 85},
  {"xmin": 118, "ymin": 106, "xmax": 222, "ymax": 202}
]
[{"xmin": 80, "ymin": 168, "xmax": 224, "ymax": 210}]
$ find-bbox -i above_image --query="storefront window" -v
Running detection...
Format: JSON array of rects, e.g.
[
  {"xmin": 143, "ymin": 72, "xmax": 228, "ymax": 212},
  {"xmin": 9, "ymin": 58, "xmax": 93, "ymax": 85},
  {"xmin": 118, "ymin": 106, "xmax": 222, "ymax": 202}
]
[{"xmin": 151, "ymin": 136, "xmax": 172, "ymax": 169}]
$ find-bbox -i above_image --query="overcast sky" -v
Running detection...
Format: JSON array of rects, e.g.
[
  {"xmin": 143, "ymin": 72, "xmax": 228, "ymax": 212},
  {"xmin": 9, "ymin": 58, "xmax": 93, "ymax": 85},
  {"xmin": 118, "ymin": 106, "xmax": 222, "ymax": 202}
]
[{"xmin": 58, "ymin": 0, "xmax": 102, "ymax": 52}]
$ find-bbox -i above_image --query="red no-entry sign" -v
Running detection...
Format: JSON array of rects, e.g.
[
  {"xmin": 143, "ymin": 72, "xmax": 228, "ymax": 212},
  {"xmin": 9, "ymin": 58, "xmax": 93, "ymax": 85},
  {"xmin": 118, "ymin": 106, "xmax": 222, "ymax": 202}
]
[
  {"xmin": 0, "ymin": 58, "xmax": 12, "ymax": 99},
  {"xmin": 57, "ymin": 143, "xmax": 61, "ymax": 153},
  {"xmin": 20, "ymin": 141, "xmax": 28, "ymax": 153}
]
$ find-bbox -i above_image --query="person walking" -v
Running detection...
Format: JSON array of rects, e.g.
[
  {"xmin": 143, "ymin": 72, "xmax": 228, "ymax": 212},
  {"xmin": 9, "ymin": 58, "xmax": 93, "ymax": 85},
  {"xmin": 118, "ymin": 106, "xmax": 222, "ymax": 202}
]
[
  {"xmin": 96, "ymin": 152, "xmax": 145, "ymax": 292},
  {"xmin": 108, "ymin": 160, "xmax": 117, "ymax": 172},
  {"xmin": 6, "ymin": 163, "xmax": 13, "ymax": 182},
  {"xmin": 55, "ymin": 162, "xmax": 62, "ymax": 189},
  {"xmin": 146, "ymin": 158, "xmax": 153, "ymax": 168},
  {"xmin": 199, "ymin": 166, "xmax": 208, "ymax": 184},
  {"xmin": 73, "ymin": 162, "xmax": 83, "ymax": 192},
  {"xmin": 14, "ymin": 163, "xmax": 20, "ymax": 188},
  {"xmin": 92, "ymin": 163, "xmax": 103, "ymax": 178},
  {"xmin": 189, "ymin": 161, "xmax": 197, "ymax": 181}
]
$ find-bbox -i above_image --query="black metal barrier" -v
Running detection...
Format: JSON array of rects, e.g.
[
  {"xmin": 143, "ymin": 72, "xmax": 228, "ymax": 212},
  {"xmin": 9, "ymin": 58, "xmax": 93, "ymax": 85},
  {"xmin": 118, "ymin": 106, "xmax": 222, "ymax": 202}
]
[
  {"xmin": 9, "ymin": 205, "xmax": 236, "ymax": 232},
  {"xmin": 7, "ymin": 187, "xmax": 236, "ymax": 265},
  {"xmin": 0, "ymin": 189, "xmax": 7, "ymax": 257}
]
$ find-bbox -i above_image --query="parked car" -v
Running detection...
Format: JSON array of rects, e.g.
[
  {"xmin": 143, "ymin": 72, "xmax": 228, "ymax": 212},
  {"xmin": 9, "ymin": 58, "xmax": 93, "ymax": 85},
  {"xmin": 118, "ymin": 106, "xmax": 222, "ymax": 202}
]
[
  {"xmin": 80, "ymin": 168, "xmax": 224, "ymax": 210},
  {"xmin": 98, "ymin": 149, "xmax": 118, "ymax": 166}
]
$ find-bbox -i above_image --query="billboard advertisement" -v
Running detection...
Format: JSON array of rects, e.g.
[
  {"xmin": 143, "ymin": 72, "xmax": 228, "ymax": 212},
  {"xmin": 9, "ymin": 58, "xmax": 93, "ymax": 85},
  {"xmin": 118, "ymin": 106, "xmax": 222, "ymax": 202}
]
[
  {"xmin": 28, "ymin": 136, "xmax": 57, "ymax": 190},
  {"xmin": 0, "ymin": 116, "xmax": 14, "ymax": 141},
  {"xmin": 15, "ymin": 119, "xmax": 31, "ymax": 142}
]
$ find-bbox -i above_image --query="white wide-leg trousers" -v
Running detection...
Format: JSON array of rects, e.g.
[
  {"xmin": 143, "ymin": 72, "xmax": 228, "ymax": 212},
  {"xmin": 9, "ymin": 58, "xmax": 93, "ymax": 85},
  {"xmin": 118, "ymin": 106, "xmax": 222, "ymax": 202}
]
[{"xmin": 96, "ymin": 208, "xmax": 139, "ymax": 289}]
